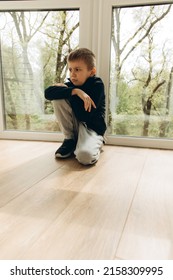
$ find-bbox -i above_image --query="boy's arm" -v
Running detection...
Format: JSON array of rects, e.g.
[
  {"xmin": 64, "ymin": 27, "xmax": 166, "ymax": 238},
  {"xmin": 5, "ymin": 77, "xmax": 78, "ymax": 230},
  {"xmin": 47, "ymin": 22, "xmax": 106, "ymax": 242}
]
[
  {"xmin": 71, "ymin": 88, "xmax": 96, "ymax": 112},
  {"xmin": 82, "ymin": 78, "xmax": 105, "ymax": 110},
  {"xmin": 71, "ymin": 78, "xmax": 106, "ymax": 125},
  {"xmin": 71, "ymin": 77, "xmax": 105, "ymax": 113},
  {"xmin": 44, "ymin": 83, "xmax": 73, "ymax": 100},
  {"xmin": 45, "ymin": 83, "xmax": 97, "ymax": 113},
  {"xmin": 45, "ymin": 78, "xmax": 105, "ymax": 114}
]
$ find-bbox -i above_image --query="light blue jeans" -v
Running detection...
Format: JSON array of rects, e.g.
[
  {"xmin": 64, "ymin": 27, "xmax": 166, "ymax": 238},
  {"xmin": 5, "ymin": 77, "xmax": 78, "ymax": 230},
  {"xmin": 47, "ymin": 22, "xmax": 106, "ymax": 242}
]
[{"xmin": 53, "ymin": 99, "xmax": 103, "ymax": 165}]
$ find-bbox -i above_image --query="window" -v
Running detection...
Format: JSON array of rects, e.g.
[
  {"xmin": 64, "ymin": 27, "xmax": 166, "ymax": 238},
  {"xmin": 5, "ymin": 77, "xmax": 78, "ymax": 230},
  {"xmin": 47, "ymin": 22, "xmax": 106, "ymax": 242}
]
[
  {"xmin": 109, "ymin": 3, "xmax": 173, "ymax": 141},
  {"xmin": 0, "ymin": 0, "xmax": 92, "ymax": 141},
  {"xmin": 0, "ymin": 10, "xmax": 79, "ymax": 133}
]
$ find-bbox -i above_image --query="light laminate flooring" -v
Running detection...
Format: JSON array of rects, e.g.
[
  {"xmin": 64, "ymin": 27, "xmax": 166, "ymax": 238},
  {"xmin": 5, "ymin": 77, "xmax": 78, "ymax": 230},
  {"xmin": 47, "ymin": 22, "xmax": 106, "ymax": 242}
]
[{"xmin": 0, "ymin": 140, "xmax": 173, "ymax": 260}]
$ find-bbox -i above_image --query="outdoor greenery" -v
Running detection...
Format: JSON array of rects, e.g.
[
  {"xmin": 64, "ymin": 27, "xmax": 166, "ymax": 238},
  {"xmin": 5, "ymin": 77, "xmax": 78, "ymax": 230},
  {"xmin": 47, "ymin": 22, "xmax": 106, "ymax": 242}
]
[
  {"xmin": 109, "ymin": 4, "xmax": 173, "ymax": 138},
  {"xmin": 0, "ymin": 10, "xmax": 79, "ymax": 132},
  {"xmin": 0, "ymin": 4, "xmax": 173, "ymax": 139}
]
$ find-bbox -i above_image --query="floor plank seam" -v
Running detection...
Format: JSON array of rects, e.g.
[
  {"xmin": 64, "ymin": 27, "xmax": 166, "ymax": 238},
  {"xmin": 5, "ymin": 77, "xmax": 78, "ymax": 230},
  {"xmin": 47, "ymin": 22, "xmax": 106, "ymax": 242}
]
[
  {"xmin": 112, "ymin": 152, "xmax": 148, "ymax": 260},
  {"xmin": 0, "ymin": 166, "xmax": 63, "ymax": 209}
]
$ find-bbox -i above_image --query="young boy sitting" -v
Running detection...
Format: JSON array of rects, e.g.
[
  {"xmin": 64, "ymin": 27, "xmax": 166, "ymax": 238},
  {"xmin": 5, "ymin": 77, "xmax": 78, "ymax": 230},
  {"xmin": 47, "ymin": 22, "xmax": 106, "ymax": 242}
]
[{"xmin": 45, "ymin": 48, "xmax": 106, "ymax": 165}]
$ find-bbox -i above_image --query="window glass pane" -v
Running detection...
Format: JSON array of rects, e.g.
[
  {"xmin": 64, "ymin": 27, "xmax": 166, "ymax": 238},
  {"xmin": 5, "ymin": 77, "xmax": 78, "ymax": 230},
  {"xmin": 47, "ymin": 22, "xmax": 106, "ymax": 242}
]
[
  {"xmin": 109, "ymin": 4, "xmax": 173, "ymax": 138},
  {"xmin": 0, "ymin": 10, "xmax": 79, "ymax": 132}
]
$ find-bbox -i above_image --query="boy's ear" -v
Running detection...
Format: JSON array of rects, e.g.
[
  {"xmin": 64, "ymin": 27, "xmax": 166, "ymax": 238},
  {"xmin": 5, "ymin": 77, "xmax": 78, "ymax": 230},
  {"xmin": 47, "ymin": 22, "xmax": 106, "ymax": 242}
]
[{"xmin": 90, "ymin": 67, "xmax": 96, "ymax": 76}]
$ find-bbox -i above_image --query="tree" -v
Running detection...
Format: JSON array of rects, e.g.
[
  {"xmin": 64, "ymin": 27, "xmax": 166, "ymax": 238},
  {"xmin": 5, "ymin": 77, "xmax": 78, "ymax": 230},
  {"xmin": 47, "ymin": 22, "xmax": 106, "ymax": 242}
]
[
  {"xmin": 42, "ymin": 11, "xmax": 79, "ymax": 115},
  {"xmin": 8, "ymin": 11, "xmax": 49, "ymax": 129},
  {"xmin": 55, "ymin": 11, "xmax": 79, "ymax": 83},
  {"xmin": 111, "ymin": 4, "xmax": 172, "ymax": 136},
  {"xmin": 42, "ymin": 11, "xmax": 79, "ymax": 84},
  {"xmin": 1, "ymin": 10, "xmax": 79, "ymax": 131}
]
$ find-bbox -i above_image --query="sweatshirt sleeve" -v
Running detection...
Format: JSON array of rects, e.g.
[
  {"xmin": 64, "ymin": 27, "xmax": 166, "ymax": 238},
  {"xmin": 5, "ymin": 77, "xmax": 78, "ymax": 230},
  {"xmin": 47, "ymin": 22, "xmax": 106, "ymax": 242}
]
[
  {"xmin": 82, "ymin": 77, "xmax": 105, "ymax": 114},
  {"xmin": 44, "ymin": 85, "xmax": 74, "ymax": 101},
  {"xmin": 89, "ymin": 79, "xmax": 105, "ymax": 109}
]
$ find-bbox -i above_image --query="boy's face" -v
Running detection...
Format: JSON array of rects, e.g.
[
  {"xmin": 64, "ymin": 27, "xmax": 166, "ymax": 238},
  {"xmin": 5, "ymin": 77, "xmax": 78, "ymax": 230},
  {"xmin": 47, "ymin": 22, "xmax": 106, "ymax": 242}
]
[{"xmin": 68, "ymin": 59, "xmax": 96, "ymax": 86}]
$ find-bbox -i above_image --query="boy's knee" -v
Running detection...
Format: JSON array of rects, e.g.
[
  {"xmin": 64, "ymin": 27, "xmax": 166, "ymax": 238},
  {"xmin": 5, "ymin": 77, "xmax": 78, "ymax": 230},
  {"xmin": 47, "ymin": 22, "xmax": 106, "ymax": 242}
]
[
  {"xmin": 75, "ymin": 149, "xmax": 99, "ymax": 165},
  {"xmin": 53, "ymin": 99, "xmax": 66, "ymax": 107}
]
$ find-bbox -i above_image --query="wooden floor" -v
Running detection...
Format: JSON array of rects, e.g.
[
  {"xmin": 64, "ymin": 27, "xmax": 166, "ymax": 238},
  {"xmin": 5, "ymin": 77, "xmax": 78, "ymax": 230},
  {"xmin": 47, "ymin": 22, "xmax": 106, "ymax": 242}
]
[{"xmin": 0, "ymin": 139, "xmax": 173, "ymax": 260}]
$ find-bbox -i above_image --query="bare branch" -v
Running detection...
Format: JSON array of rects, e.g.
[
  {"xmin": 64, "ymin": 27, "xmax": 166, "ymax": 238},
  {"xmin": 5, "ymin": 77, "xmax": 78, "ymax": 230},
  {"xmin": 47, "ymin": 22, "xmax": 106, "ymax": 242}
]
[{"xmin": 120, "ymin": 5, "xmax": 172, "ymax": 70}]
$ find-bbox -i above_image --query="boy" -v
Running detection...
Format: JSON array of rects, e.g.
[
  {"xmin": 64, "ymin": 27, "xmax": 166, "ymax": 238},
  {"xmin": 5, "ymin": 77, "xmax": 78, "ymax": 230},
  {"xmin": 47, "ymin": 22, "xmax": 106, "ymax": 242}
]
[{"xmin": 45, "ymin": 48, "xmax": 106, "ymax": 165}]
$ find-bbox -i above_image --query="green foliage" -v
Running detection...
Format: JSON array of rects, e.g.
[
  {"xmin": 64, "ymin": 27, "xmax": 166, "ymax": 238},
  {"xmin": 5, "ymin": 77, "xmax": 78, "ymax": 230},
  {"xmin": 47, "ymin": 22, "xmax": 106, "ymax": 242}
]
[
  {"xmin": 116, "ymin": 79, "xmax": 143, "ymax": 115},
  {"xmin": 6, "ymin": 114, "xmax": 60, "ymax": 132},
  {"xmin": 1, "ymin": 10, "xmax": 79, "ymax": 132}
]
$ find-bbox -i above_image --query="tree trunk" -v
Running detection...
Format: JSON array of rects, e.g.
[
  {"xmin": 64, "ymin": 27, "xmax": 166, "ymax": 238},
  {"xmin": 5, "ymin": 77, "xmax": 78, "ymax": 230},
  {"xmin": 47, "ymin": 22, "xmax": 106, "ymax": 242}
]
[
  {"xmin": 4, "ymin": 81, "xmax": 18, "ymax": 129},
  {"xmin": 159, "ymin": 66, "xmax": 173, "ymax": 137},
  {"xmin": 142, "ymin": 81, "xmax": 166, "ymax": 136}
]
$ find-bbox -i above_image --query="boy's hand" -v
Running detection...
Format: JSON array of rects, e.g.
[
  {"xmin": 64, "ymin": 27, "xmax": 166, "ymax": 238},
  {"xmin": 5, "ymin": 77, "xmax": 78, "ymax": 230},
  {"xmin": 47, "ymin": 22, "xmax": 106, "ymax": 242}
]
[
  {"xmin": 72, "ymin": 88, "xmax": 96, "ymax": 112},
  {"xmin": 53, "ymin": 83, "xmax": 68, "ymax": 87}
]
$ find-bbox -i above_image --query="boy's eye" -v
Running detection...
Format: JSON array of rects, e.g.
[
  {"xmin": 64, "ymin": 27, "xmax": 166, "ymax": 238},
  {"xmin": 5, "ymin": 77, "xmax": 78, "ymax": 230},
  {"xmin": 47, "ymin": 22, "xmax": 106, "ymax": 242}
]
[{"xmin": 69, "ymin": 68, "xmax": 82, "ymax": 72}]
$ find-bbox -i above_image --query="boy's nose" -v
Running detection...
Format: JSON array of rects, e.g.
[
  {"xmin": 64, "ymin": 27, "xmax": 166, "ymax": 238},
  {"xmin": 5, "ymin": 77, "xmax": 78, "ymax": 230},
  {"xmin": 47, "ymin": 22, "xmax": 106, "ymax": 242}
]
[{"xmin": 71, "ymin": 71, "xmax": 76, "ymax": 77}]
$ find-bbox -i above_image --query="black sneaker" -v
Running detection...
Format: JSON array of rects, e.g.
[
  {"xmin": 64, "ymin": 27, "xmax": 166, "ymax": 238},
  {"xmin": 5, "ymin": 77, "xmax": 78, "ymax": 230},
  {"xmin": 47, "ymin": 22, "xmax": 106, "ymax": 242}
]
[{"xmin": 55, "ymin": 139, "xmax": 76, "ymax": 158}]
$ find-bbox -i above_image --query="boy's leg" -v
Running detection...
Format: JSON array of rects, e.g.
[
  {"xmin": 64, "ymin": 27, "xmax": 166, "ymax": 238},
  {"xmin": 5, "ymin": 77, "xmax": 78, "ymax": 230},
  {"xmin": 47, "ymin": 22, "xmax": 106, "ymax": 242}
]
[
  {"xmin": 53, "ymin": 99, "xmax": 79, "ymax": 141},
  {"xmin": 74, "ymin": 123, "xmax": 104, "ymax": 165},
  {"xmin": 53, "ymin": 99, "xmax": 79, "ymax": 158}
]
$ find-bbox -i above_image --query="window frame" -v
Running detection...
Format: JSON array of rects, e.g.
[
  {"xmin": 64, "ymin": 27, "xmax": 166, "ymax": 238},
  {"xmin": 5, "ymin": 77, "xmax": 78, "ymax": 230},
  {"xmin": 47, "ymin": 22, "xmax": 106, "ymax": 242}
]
[
  {"xmin": 98, "ymin": 0, "xmax": 173, "ymax": 149},
  {"xmin": 0, "ymin": 0, "xmax": 93, "ymax": 141}
]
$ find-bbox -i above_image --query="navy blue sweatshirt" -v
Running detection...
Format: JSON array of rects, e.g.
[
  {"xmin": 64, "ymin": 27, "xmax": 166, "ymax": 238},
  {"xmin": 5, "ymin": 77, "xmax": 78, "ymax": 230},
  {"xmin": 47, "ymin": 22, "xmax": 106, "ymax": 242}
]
[{"xmin": 45, "ymin": 76, "xmax": 107, "ymax": 136}]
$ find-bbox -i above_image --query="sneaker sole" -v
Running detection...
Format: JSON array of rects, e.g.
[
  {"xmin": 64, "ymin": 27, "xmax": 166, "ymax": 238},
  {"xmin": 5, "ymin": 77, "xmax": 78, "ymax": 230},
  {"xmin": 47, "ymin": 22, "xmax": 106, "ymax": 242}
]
[{"xmin": 55, "ymin": 152, "xmax": 73, "ymax": 159}]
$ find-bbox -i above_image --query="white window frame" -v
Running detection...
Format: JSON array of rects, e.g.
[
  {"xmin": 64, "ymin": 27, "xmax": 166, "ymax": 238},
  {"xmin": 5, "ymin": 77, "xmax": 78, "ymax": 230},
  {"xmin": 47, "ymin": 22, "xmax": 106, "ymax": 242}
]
[
  {"xmin": 1, "ymin": 0, "xmax": 173, "ymax": 150},
  {"xmin": 0, "ymin": 0, "xmax": 93, "ymax": 141},
  {"xmin": 98, "ymin": 0, "xmax": 173, "ymax": 149}
]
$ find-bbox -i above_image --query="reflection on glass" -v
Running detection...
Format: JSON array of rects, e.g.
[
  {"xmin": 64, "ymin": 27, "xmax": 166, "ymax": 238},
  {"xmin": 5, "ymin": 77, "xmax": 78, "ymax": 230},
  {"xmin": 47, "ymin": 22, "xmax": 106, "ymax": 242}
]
[
  {"xmin": 109, "ymin": 4, "xmax": 173, "ymax": 138},
  {"xmin": 0, "ymin": 10, "xmax": 79, "ymax": 132}
]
